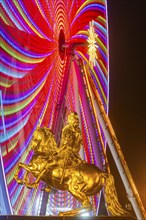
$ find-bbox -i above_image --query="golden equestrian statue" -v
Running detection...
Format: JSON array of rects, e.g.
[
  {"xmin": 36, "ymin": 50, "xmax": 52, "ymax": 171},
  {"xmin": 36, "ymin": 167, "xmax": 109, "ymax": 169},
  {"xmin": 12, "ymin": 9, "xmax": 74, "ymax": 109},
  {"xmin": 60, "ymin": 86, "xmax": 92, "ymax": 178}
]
[{"xmin": 14, "ymin": 112, "xmax": 129, "ymax": 216}]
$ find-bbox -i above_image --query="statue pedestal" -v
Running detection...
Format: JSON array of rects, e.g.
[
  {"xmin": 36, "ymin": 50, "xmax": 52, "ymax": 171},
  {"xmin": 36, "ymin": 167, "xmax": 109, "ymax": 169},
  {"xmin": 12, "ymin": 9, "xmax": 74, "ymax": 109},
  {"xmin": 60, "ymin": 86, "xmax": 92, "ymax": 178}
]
[{"xmin": 0, "ymin": 215, "xmax": 137, "ymax": 220}]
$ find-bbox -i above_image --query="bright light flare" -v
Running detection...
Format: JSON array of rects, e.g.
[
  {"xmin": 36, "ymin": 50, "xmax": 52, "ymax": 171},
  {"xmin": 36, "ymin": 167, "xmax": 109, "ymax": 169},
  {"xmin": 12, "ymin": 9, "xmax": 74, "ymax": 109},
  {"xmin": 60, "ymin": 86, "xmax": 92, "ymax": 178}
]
[{"xmin": 87, "ymin": 20, "xmax": 98, "ymax": 67}]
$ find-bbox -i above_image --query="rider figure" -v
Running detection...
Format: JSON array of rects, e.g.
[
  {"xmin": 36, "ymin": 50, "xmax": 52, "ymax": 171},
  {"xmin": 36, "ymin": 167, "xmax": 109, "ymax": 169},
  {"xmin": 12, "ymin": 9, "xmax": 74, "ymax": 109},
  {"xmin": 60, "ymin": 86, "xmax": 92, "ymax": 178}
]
[
  {"xmin": 58, "ymin": 112, "xmax": 84, "ymax": 185},
  {"xmin": 58, "ymin": 112, "xmax": 83, "ymax": 167},
  {"xmin": 39, "ymin": 112, "xmax": 83, "ymax": 169}
]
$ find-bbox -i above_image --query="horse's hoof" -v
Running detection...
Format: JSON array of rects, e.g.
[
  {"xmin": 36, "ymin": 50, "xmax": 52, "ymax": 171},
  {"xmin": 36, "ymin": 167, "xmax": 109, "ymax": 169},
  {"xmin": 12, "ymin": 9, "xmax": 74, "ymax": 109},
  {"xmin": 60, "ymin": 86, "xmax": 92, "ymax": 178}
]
[
  {"xmin": 45, "ymin": 188, "xmax": 51, "ymax": 193},
  {"xmin": 41, "ymin": 188, "xmax": 51, "ymax": 193},
  {"xmin": 14, "ymin": 175, "xmax": 18, "ymax": 180},
  {"xmin": 17, "ymin": 179, "xmax": 23, "ymax": 184},
  {"xmin": 58, "ymin": 212, "xmax": 64, "ymax": 216},
  {"xmin": 26, "ymin": 183, "xmax": 38, "ymax": 189}
]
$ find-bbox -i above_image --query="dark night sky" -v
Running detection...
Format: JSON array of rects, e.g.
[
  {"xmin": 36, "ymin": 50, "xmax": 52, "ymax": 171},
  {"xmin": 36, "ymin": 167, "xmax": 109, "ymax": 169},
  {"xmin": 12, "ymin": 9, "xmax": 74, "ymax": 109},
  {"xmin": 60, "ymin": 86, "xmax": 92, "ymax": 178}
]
[{"xmin": 107, "ymin": 0, "xmax": 146, "ymax": 211}]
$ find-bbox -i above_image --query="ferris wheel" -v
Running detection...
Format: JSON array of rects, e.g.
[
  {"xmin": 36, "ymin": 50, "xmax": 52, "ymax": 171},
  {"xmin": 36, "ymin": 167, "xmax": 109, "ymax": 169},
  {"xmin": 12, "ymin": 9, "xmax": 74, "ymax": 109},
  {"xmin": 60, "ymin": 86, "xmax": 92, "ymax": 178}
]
[{"xmin": 1, "ymin": 0, "xmax": 145, "ymax": 218}]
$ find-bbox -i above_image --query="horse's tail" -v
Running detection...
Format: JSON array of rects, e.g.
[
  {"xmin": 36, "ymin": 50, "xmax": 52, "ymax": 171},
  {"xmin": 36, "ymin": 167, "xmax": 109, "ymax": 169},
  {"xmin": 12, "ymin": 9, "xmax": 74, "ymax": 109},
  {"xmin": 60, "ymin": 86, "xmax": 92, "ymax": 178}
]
[{"xmin": 101, "ymin": 172, "xmax": 129, "ymax": 216}]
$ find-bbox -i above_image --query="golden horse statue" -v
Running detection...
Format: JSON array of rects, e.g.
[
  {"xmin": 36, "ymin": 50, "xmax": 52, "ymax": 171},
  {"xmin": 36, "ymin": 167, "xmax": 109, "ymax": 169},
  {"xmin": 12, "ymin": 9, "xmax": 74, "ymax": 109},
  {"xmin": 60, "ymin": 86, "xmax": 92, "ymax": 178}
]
[{"xmin": 14, "ymin": 112, "xmax": 129, "ymax": 216}]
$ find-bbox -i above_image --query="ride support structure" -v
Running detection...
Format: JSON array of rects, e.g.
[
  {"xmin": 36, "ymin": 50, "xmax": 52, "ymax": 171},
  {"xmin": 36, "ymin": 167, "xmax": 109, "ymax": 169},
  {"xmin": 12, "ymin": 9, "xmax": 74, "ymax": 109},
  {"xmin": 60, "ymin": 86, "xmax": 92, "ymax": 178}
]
[{"xmin": 73, "ymin": 57, "xmax": 146, "ymax": 220}]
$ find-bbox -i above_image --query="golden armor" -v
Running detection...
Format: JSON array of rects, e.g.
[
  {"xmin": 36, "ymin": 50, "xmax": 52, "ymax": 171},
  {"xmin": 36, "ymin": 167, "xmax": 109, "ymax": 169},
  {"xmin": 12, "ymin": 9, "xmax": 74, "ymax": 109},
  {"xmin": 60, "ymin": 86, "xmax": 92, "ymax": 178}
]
[{"xmin": 14, "ymin": 112, "xmax": 129, "ymax": 216}]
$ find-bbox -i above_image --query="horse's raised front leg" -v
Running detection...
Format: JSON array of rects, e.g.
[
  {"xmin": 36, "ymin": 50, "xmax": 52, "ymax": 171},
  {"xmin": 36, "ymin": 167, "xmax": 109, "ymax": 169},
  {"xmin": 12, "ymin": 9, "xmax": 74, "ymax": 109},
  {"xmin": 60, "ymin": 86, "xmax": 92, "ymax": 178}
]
[
  {"xmin": 23, "ymin": 170, "xmax": 29, "ymax": 184},
  {"xmin": 23, "ymin": 164, "xmax": 40, "ymax": 189},
  {"xmin": 14, "ymin": 163, "xmax": 28, "ymax": 184},
  {"xmin": 58, "ymin": 183, "xmax": 92, "ymax": 216},
  {"xmin": 27, "ymin": 165, "xmax": 48, "ymax": 189}
]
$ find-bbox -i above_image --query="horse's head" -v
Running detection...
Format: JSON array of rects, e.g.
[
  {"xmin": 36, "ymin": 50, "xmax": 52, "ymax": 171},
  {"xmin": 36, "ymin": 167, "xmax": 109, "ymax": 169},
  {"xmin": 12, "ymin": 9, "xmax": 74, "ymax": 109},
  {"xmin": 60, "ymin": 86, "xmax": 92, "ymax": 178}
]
[
  {"xmin": 30, "ymin": 127, "xmax": 57, "ymax": 153},
  {"xmin": 43, "ymin": 127, "xmax": 57, "ymax": 150},
  {"xmin": 30, "ymin": 128, "xmax": 43, "ymax": 151}
]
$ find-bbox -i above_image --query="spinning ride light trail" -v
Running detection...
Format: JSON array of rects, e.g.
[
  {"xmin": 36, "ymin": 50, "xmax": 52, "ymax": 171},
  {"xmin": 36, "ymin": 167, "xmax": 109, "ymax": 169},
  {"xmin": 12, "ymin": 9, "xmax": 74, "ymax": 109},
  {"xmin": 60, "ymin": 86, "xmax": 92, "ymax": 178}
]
[{"xmin": 1, "ymin": 0, "xmax": 109, "ymax": 215}]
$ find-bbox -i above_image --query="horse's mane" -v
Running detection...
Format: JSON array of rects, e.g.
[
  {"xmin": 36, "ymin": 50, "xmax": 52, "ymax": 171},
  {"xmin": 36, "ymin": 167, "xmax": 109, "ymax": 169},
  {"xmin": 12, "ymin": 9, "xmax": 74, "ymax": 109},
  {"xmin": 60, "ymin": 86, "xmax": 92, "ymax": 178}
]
[{"xmin": 36, "ymin": 127, "xmax": 53, "ymax": 136}]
